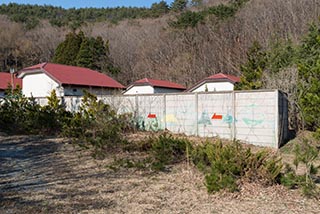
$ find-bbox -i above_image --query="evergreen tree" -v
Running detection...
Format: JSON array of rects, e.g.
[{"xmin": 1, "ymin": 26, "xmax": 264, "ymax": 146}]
[
  {"xmin": 151, "ymin": 1, "xmax": 169, "ymax": 17},
  {"xmin": 171, "ymin": 0, "xmax": 188, "ymax": 12},
  {"xmin": 236, "ymin": 41, "xmax": 267, "ymax": 90},
  {"xmin": 297, "ymin": 24, "xmax": 320, "ymax": 132},
  {"xmin": 53, "ymin": 31, "xmax": 117, "ymax": 74},
  {"xmin": 267, "ymin": 39, "xmax": 296, "ymax": 73},
  {"xmin": 92, "ymin": 36, "xmax": 108, "ymax": 71},
  {"xmin": 53, "ymin": 31, "xmax": 84, "ymax": 65},
  {"xmin": 75, "ymin": 37, "xmax": 94, "ymax": 69}
]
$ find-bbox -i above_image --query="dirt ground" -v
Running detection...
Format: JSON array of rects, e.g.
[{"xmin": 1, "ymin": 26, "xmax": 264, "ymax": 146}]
[{"xmin": 0, "ymin": 134, "xmax": 319, "ymax": 214}]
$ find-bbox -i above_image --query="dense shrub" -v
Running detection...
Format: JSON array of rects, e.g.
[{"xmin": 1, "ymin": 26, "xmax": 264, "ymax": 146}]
[
  {"xmin": 149, "ymin": 133, "xmax": 192, "ymax": 171},
  {"xmin": 169, "ymin": 11, "xmax": 205, "ymax": 29},
  {"xmin": 107, "ymin": 133, "xmax": 192, "ymax": 171},
  {"xmin": 63, "ymin": 91, "xmax": 131, "ymax": 158},
  {"xmin": 169, "ymin": 0, "xmax": 250, "ymax": 29},
  {"xmin": 207, "ymin": 4, "xmax": 237, "ymax": 20},
  {"xmin": 0, "ymin": 88, "xmax": 71, "ymax": 135},
  {"xmin": 39, "ymin": 90, "xmax": 72, "ymax": 134},
  {"xmin": 297, "ymin": 24, "xmax": 320, "ymax": 134},
  {"xmin": 191, "ymin": 140, "xmax": 283, "ymax": 193},
  {"xmin": 281, "ymin": 139, "xmax": 319, "ymax": 198}
]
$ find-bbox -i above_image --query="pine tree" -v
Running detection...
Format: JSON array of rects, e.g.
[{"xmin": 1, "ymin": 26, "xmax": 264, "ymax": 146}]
[
  {"xmin": 236, "ymin": 41, "xmax": 267, "ymax": 90},
  {"xmin": 151, "ymin": 1, "xmax": 169, "ymax": 17},
  {"xmin": 52, "ymin": 31, "xmax": 117, "ymax": 73},
  {"xmin": 92, "ymin": 36, "xmax": 108, "ymax": 71},
  {"xmin": 171, "ymin": 0, "xmax": 188, "ymax": 12},
  {"xmin": 52, "ymin": 31, "xmax": 84, "ymax": 65},
  {"xmin": 76, "ymin": 37, "xmax": 94, "ymax": 69},
  {"xmin": 297, "ymin": 24, "xmax": 320, "ymax": 132}
]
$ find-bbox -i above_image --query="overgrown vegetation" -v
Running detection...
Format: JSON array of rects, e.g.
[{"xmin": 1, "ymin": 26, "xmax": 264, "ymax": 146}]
[
  {"xmin": 63, "ymin": 91, "xmax": 132, "ymax": 158},
  {"xmin": 0, "ymin": 87, "xmax": 71, "ymax": 134},
  {"xmin": 169, "ymin": 0, "xmax": 250, "ymax": 29},
  {"xmin": 236, "ymin": 23, "xmax": 320, "ymax": 137},
  {"xmin": 0, "ymin": 0, "xmax": 192, "ymax": 29},
  {"xmin": 191, "ymin": 140, "xmax": 282, "ymax": 192},
  {"xmin": 0, "ymin": 90, "xmax": 318, "ymax": 197},
  {"xmin": 0, "ymin": 3, "xmax": 154, "ymax": 29},
  {"xmin": 0, "ymin": 0, "xmax": 319, "ymax": 198},
  {"xmin": 149, "ymin": 133, "xmax": 192, "ymax": 171},
  {"xmin": 0, "ymin": 89, "xmax": 131, "ymax": 158},
  {"xmin": 107, "ymin": 133, "xmax": 192, "ymax": 171},
  {"xmin": 281, "ymin": 139, "xmax": 320, "ymax": 198}
]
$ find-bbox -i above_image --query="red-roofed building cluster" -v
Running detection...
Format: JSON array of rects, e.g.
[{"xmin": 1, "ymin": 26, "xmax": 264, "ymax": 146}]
[{"xmin": 1, "ymin": 62, "xmax": 241, "ymax": 98}]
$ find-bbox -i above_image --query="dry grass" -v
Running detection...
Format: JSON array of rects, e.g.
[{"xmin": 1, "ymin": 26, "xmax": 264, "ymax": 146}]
[{"xmin": 0, "ymin": 133, "xmax": 319, "ymax": 214}]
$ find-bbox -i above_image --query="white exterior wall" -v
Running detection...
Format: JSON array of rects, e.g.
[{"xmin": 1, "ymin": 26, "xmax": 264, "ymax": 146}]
[
  {"xmin": 124, "ymin": 85, "xmax": 154, "ymax": 95},
  {"xmin": 63, "ymin": 86, "xmax": 117, "ymax": 96},
  {"xmin": 154, "ymin": 87, "xmax": 184, "ymax": 94},
  {"xmin": 192, "ymin": 82, "xmax": 234, "ymax": 92},
  {"xmin": 22, "ymin": 73, "xmax": 60, "ymax": 97}
]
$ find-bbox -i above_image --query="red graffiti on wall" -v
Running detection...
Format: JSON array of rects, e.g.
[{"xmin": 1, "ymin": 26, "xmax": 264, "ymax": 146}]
[
  {"xmin": 148, "ymin": 113, "xmax": 157, "ymax": 118},
  {"xmin": 212, "ymin": 113, "xmax": 222, "ymax": 120}
]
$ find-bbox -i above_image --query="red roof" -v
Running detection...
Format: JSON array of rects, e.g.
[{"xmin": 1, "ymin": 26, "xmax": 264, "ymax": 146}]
[
  {"xmin": 131, "ymin": 78, "xmax": 186, "ymax": 90},
  {"xmin": 19, "ymin": 62, "xmax": 125, "ymax": 89},
  {"xmin": 0, "ymin": 72, "xmax": 22, "ymax": 90},
  {"xmin": 206, "ymin": 73, "xmax": 240, "ymax": 83},
  {"xmin": 186, "ymin": 72, "xmax": 240, "ymax": 92}
]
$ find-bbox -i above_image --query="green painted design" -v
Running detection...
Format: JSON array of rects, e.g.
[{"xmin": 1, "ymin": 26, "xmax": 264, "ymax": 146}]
[
  {"xmin": 243, "ymin": 118, "xmax": 263, "ymax": 126},
  {"xmin": 198, "ymin": 110, "xmax": 212, "ymax": 125}
]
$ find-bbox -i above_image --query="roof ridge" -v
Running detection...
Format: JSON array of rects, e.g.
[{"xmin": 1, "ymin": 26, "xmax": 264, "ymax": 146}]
[{"xmin": 41, "ymin": 62, "xmax": 48, "ymax": 69}]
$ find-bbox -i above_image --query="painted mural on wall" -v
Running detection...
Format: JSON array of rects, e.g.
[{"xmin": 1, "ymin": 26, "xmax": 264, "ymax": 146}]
[
  {"xmin": 165, "ymin": 95, "xmax": 197, "ymax": 135},
  {"xmin": 35, "ymin": 90, "xmax": 283, "ymax": 147},
  {"xmin": 241, "ymin": 104, "xmax": 264, "ymax": 126}
]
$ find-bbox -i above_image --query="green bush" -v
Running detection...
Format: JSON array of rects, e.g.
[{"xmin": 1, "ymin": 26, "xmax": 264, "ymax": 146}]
[
  {"xmin": 0, "ymin": 86, "xmax": 42, "ymax": 134},
  {"xmin": 149, "ymin": 133, "xmax": 192, "ymax": 171},
  {"xmin": 281, "ymin": 139, "xmax": 319, "ymax": 198},
  {"xmin": 63, "ymin": 91, "xmax": 130, "ymax": 158},
  {"xmin": 207, "ymin": 4, "xmax": 236, "ymax": 20},
  {"xmin": 192, "ymin": 140, "xmax": 283, "ymax": 193},
  {"xmin": 0, "ymin": 88, "xmax": 71, "ymax": 135},
  {"xmin": 169, "ymin": 11, "xmax": 205, "ymax": 29},
  {"xmin": 38, "ymin": 90, "xmax": 72, "ymax": 135}
]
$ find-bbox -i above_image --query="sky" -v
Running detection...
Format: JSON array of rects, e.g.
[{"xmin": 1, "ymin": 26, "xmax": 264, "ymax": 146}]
[{"xmin": 0, "ymin": 0, "xmax": 175, "ymax": 8}]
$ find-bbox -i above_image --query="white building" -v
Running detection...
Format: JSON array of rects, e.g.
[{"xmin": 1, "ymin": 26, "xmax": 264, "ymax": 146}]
[
  {"xmin": 187, "ymin": 73, "xmax": 240, "ymax": 92},
  {"xmin": 124, "ymin": 78, "xmax": 186, "ymax": 95},
  {"xmin": 17, "ymin": 62, "xmax": 125, "ymax": 97}
]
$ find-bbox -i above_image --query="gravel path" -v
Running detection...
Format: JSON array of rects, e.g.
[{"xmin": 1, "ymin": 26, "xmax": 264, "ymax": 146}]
[{"xmin": 0, "ymin": 135, "xmax": 319, "ymax": 214}]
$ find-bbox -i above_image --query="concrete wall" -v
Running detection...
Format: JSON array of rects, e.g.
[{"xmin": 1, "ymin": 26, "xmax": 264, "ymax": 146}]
[
  {"xmin": 34, "ymin": 90, "xmax": 288, "ymax": 148},
  {"xmin": 191, "ymin": 82, "xmax": 234, "ymax": 92},
  {"xmin": 22, "ymin": 73, "xmax": 60, "ymax": 97}
]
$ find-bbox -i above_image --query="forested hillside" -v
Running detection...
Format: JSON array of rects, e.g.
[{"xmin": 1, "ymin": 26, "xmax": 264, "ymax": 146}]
[
  {"xmin": 2, "ymin": 0, "xmax": 319, "ymax": 134},
  {"xmin": 0, "ymin": 0, "xmax": 318, "ymax": 85}
]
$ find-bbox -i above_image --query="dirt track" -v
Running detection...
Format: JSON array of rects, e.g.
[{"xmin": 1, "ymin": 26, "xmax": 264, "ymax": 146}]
[{"xmin": 0, "ymin": 135, "xmax": 319, "ymax": 214}]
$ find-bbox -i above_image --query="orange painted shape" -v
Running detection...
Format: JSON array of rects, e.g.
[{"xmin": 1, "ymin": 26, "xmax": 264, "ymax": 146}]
[
  {"xmin": 148, "ymin": 114, "xmax": 157, "ymax": 118},
  {"xmin": 212, "ymin": 113, "xmax": 222, "ymax": 120}
]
